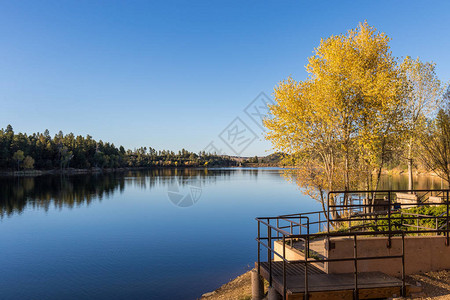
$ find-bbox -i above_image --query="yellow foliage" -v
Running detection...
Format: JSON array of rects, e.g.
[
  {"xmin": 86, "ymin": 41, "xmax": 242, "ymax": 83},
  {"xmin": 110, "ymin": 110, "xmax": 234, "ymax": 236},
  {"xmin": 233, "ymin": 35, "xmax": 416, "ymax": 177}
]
[
  {"xmin": 265, "ymin": 21, "xmax": 408, "ymax": 194},
  {"xmin": 400, "ymin": 56, "xmax": 443, "ymax": 160}
]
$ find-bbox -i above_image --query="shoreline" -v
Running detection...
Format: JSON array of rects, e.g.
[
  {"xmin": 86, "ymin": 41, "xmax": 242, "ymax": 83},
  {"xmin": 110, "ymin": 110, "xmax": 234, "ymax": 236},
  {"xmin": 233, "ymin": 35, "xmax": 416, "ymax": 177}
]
[
  {"xmin": 0, "ymin": 165, "xmax": 443, "ymax": 178},
  {"xmin": 0, "ymin": 165, "xmax": 286, "ymax": 177},
  {"xmin": 0, "ymin": 167, "xmax": 152, "ymax": 177},
  {"xmin": 0, "ymin": 166, "xmax": 217, "ymax": 177}
]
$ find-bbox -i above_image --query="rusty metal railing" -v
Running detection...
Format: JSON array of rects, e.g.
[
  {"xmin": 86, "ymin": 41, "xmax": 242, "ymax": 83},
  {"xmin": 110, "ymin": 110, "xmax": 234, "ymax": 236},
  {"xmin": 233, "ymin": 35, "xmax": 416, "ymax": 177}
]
[{"xmin": 256, "ymin": 189, "xmax": 450, "ymax": 299}]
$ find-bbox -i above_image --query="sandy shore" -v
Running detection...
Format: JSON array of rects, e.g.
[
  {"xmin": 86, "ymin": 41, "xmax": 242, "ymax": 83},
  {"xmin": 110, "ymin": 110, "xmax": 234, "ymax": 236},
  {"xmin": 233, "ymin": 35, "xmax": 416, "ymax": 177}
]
[{"xmin": 200, "ymin": 269, "xmax": 450, "ymax": 300}]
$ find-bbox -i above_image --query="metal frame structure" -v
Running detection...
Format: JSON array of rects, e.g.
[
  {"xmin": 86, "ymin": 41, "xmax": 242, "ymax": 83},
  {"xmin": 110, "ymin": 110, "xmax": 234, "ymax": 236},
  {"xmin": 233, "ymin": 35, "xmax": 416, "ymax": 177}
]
[{"xmin": 256, "ymin": 189, "xmax": 450, "ymax": 299}]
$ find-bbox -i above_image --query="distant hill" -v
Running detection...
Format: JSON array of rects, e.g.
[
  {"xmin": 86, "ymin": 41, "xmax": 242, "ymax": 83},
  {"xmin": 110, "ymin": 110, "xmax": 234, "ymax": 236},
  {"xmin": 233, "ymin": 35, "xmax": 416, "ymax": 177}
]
[{"xmin": 227, "ymin": 152, "xmax": 288, "ymax": 167}]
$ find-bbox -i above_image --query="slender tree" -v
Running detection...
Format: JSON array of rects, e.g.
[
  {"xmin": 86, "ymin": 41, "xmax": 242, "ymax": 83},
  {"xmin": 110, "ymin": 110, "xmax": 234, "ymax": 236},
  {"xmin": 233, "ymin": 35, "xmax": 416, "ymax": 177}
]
[
  {"xmin": 420, "ymin": 109, "xmax": 450, "ymax": 183},
  {"xmin": 12, "ymin": 150, "xmax": 24, "ymax": 171},
  {"xmin": 419, "ymin": 85, "xmax": 450, "ymax": 183},
  {"xmin": 401, "ymin": 56, "xmax": 442, "ymax": 190}
]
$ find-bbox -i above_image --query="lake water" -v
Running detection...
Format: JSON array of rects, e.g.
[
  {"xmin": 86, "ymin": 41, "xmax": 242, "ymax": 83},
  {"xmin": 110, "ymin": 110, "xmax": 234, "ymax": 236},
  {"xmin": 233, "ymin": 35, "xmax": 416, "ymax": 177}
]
[{"xmin": 0, "ymin": 168, "xmax": 445, "ymax": 299}]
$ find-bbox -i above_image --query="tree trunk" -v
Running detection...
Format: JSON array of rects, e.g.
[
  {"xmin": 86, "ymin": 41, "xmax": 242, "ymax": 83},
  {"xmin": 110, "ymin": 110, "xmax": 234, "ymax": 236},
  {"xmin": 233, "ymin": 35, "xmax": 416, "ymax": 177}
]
[
  {"xmin": 408, "ymin": 158, "xmax": 413, "ymax": 192},
  {"xmin": 408, "ymin": 142, "xmax": 414, "ymax": 192}
]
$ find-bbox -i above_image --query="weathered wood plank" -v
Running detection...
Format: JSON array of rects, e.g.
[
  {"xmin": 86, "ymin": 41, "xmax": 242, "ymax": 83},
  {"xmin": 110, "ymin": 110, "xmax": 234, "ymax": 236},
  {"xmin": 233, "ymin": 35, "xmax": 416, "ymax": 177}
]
[
  {"xmin": 287, "ymin": 290, "xmax": 352, "ymax": 300},
  {"xmin": 396, "ymin": 192, "xmax": 418, "ymax": 201},
  {"xmin": 428, "ymin": 196, "xmax": 443, "ymax": 203},
  {"xmin": 257, "ymin": 262, "xmax": 409, "ymax": 299},
  {"xmin": 396, "ymin": 192, "xmax": 419, "ymax": 208},
  {"xmin": 288, "ymin": 287, "xmax": 402, "ymax": 300}
]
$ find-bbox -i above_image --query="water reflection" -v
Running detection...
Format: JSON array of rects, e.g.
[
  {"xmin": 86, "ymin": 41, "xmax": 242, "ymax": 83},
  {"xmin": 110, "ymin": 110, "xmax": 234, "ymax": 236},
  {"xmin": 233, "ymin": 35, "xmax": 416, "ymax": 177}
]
[
  {"xmin": 0, "ymin": 173, "xmax": 122, "ymax": 217},
  {"xmin": 0, "ymin": 168, "xmax": 269, "ymax": 218},
  {"xmin": 378, "ymin": 174, "xmax": 448, "ymax": 190},
  {"xmin": 1, "ymin": 169, "xmax": 447, "ymax": 219},
  {"xmin": 284, "ymin": 169, "xmax": 448, "ymax": 195},
  {"xmin": 0, "ymin": 168, "xmax": 446, "ymax": 300}
]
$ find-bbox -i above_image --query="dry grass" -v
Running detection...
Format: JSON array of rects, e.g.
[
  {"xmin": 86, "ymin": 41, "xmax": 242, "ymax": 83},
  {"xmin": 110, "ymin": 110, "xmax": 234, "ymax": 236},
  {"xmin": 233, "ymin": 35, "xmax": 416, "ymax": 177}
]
[
  {"xmin": 200, "ymin": 270, "xmax": 266, "ymax": 300},
  {"xmin": 407, "ymin": 269, "xmax": 450, "ymax": 299}
]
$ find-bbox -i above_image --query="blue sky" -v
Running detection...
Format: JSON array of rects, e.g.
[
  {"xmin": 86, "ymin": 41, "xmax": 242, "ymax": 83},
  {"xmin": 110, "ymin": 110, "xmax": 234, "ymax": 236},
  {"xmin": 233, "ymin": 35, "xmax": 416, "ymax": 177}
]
[{"xmin": 0, "ymin": 1, "xmax": 449, "ymax": 156}]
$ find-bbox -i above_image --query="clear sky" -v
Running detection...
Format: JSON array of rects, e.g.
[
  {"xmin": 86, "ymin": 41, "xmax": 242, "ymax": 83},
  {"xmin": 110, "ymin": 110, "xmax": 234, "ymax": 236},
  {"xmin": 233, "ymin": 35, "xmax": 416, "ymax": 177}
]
[{"xmin": 1, "ymin": 1, "xmax": 449, "ymax": 156}]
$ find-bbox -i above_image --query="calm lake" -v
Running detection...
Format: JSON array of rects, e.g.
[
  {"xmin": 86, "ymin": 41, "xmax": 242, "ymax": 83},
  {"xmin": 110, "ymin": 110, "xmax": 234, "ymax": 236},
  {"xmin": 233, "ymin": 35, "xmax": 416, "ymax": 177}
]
[{"xmin": 0, "ymin": 168, "xmax": 446, "ymax": 299}]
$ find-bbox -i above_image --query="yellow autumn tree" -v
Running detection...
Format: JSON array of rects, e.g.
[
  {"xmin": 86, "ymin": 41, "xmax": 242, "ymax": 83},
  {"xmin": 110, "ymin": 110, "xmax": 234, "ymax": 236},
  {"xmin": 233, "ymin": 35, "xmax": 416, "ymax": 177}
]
[
  {"xmin": 265, "ymin": 22, "xmax": 407, "ymax": 206},
  {"xmin": 400, "ymin": 56, "xmax": 442, "ymax": 190}
]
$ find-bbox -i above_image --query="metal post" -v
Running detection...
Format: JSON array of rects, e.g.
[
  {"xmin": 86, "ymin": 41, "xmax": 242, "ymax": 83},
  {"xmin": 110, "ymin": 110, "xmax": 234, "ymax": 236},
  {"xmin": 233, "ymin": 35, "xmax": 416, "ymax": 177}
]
[
  {"xmin": 318, "ymin": 213, "xmax": 321, "ymax": 232},
  {"xmin": 300, "ymin": 217, "xmax": 302, "ymax": 235},
  {"xmin": 401, "ymin": 232, "xmax": 406, "ymax": 297},
  {"xmin": 348, "ymin": 204, "xmax": 351, "ymax": 228},
  {"xmin": 277, "ymin": 218, "xmax": 279, "ymax": 239},
  {"xmin": 268, "ymin": 221, "xmax": 272, "ymax": 287},
  {"xmin": 353, "ymin": 234, "xmax": 359, "ymax": 300},
  {"xmin": 387, "ymin": 191, "xmax": 392, "ymax": 248},
  {"xmin": 416, "ymin": 215, "xmax": 419, "ymax": 236},
  {"xmin": 327, "ymin": 193, "xmax": 330, "ymax": 234},
  {"xmin": 305, "ymin": 234, "xmax": 309, "ymax": 300},
  {"xmin": 257, "ymin": 221, "xmax": 260, "ymax": 274},
  {"xmin": 447, "ymin": 191, "xmax": 449, "ymax": 246},
  {"xmin": 283, "ymin": 235, "xmax": 286, "ymax": 299},
  {"xmin": 290, "ymin": 222, "xmax": 293, "ymax": 247},
  {"xmin": 401, "ymin": 213, "xmax": 404, "ymax": 231},
  {"xmin": 327, "ymin": 193, "xmax": 331, "ymax": 253},
  {"xmin": 307, "ymin": 218, "xmax": 310, "ymax": 259}
]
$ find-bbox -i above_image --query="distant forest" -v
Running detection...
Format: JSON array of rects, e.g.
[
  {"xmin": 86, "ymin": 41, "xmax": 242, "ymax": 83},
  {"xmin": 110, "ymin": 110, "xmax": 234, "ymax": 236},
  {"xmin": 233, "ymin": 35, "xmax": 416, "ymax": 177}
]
[{"xmin": 0, "ymin": 125, "xmax": 240, "ymax": 171}]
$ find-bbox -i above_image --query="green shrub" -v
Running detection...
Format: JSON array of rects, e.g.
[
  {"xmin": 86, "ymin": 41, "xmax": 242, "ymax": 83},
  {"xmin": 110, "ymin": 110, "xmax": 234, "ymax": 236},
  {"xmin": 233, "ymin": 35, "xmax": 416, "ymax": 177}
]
[{"xmin": 363, "ymin": 205, "xmax": 447, "ymax": 233}]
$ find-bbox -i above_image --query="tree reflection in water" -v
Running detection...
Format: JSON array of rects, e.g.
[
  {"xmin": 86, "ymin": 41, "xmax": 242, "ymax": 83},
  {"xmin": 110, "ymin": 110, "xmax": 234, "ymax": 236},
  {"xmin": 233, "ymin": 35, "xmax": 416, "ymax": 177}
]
[{"xmin": 0, "ymin": 168, "xmax": 238, "ymax": 218}]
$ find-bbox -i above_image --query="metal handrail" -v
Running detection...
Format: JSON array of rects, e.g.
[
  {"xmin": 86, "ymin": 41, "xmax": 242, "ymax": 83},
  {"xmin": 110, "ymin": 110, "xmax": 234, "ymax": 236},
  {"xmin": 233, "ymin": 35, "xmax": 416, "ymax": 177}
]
[
  {"xmin": 256, "ymin": 220, "xmax": 408, "ymax": 299},
  {"xmin": 279, "ymin": 210, "xmax": 328, "ymax": 233},
  {"xmin": 328, "ymin": 189, "xmax": 450, "ymax": 247},
  {"xmin": 257, "ymin": 189, "xmax": 450, "ymax": 299}
]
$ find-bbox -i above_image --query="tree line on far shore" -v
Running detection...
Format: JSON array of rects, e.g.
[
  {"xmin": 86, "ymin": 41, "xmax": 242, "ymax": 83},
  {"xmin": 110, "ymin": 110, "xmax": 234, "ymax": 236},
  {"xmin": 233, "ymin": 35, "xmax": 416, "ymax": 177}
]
[{"xmin": 0, "ymin": 126, "xmax": 238, "ymax": 171}]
